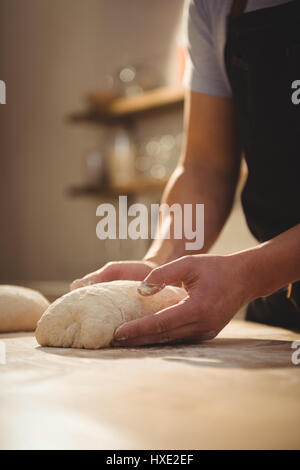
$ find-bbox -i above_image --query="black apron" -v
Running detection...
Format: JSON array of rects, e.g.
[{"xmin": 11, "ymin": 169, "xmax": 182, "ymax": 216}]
[{"xmin": 224, "ymin": 0, "xmax": 300, "ymax": 328}]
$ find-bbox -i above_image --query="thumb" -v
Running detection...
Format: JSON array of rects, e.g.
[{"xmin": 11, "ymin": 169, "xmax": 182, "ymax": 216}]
[{"xmin": 138, "ymin": 256, "xmax": 191, "ymax": 296}]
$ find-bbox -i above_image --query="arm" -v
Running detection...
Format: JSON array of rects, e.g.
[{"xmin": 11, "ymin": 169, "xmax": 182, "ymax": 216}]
[
  {"xmin": 238, "ymin": 223, "xmax": 300, "ymax": 300},
  {"xmin": 144, "ymin": 89, "xmax": 241, "ymax": 265}
]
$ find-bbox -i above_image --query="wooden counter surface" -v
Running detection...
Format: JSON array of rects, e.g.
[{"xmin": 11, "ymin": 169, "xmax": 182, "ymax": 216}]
[{"xmin": 0, "ymin": 320, "xmax": 299, "ymax": 450}]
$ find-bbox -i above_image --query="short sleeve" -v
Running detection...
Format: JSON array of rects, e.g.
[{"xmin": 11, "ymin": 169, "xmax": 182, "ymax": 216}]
[{"xmin": 183, "ymin": 0, "xmax": 232, "ymax": 98}]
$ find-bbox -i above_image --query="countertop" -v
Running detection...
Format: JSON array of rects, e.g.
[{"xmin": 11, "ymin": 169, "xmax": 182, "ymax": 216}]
[{"xmin": 0, "ymin": 319, "xmax": 299, "ymax": 450}]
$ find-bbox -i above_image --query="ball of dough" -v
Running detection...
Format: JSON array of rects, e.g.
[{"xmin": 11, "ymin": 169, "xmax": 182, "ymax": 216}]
[
  {"xmin": 35, "ymin": 280, "xmax": 186, "ymax": 349},
  {"xmin": 0, "ymin": 285, "xmax": 50, "ymax": 332}
]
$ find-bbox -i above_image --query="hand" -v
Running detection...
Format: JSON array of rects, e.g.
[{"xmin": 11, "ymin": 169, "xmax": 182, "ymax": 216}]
[
  {"xmin": 113, "ymin": 254, "xmax": 250, "ymax": 347},
  {"xmin": 70, "ymin": 260, "xmax": 158, "ymax": 290}
]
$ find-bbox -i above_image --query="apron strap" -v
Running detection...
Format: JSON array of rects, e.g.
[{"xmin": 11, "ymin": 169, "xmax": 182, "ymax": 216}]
[{"xmin": 229, "ymin": 0, "xmax": 248, "ymax": 17}]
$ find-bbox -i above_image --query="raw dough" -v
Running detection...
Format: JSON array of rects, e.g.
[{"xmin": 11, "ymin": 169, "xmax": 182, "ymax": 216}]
[
  {"xmin": 0, "ymin": 285, "xmax": 50, "ymax": 332},
  {"xmin": 35, "ymin": 280, "xmax": 186, "ymax": 349}
]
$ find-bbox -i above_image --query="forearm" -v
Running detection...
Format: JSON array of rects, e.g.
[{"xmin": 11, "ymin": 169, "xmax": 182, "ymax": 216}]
[
  {"xmin": 144, "ymin": 162, "xmax": 238, "ymax": 266},
  {"xmin": 233, "ymin": 224, "xmax": 300, "ymax": 302}
]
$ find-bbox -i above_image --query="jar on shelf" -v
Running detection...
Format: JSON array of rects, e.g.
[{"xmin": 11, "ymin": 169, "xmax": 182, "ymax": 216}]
[
  {"xmin": 84, "ymin": 149, "xmax": 107, "ymax": 188},
  {"xmin": 109, "ymin": 127, "xmax": 136, "ymax": 187}
]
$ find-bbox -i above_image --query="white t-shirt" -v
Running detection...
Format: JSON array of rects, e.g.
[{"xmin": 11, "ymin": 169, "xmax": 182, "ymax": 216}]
[{"xmin": 183, "ymin": 0, "xmax": 292, "ymax": 97}]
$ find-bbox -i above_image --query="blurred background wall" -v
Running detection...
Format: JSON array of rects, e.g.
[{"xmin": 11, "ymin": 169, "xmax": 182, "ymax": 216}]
[
  {"xmin": 0, "ymin": 0, "xmax": 185, "ymax": 285},
  {"xmin": 0, "ymin": 0, "xmax": 255, "ymax": 294}
]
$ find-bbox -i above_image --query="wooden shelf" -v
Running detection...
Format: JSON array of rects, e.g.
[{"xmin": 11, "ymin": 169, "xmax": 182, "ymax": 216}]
[
  {"xmin": 68, "ymin": 179, "xmax": 168, "ymax": 197},
  {"xmin": 88, "ymin": 86, "xmax": 184, "ymax": 116},
  {"xmin": 69, "ymin": 87, "xmax": 184, "ymax": 124}
]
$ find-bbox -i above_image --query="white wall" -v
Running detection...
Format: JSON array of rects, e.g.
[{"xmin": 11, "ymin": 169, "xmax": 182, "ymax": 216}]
[{"xmin": 0, "ymin": 0, "xmax": 184, "ymax": 282}]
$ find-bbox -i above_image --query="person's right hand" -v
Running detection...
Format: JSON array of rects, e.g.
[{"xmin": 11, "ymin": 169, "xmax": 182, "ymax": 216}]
[{"xmin": 70, "ymin": 260, "xmax": 157, "ymax": 291}]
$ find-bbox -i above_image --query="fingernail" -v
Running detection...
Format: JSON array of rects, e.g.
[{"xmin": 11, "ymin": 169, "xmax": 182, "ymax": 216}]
[
  {"xmin": 114, "ymin": 326, "xmax": 128, "ymax": 341},
  {"xmin": 72, "ymin": 279, "xmax": 95, "ymax": 290},
  {"xmin": 138, "ymin": 281, "xmax": 165, "ymax": 296},
  {"xmin": 71, "ymin": 279, "xmax": 81, "ymax": 289},
  {"xmin": 114, "ymin": 336, "xmax": 128, "ymax": 342}
]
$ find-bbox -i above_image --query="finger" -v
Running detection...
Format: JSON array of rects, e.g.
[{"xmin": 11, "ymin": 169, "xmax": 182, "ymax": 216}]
[
  {"xmin": 138, "ymin": 257, "xmax": 193, "ymax": 296},
  {"xmin": 113, "ymin": 323, "xmax": 217, "ymax": 347},
  {"xmin": 114, "ymin": 297, "xmax": 198, "ymax": 342},
  {"xmin": 70, "ymin": 277, "xmax": 96, "ymax": 290},
  {"xmin": 70, "ymin": 266, "xmax": 117, "ymax": 290}
]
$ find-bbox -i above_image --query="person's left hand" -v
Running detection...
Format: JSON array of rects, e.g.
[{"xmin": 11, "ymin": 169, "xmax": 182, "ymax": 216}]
[{"xmin": 113, "ymin": 253, "xmax": 250, "ymax": 347}]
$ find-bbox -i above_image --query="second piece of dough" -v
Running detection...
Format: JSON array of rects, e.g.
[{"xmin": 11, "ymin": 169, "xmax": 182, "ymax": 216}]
[{"xmin": 0, "ymin": 285, "xmax": 49, "ymax": 332}]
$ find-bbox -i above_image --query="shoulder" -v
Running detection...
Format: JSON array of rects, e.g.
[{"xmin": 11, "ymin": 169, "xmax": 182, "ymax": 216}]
[
  {"xmin": 184, "ymin": 0, "xmax": 233, "ymax": 98},
  {"xmin": 189, "ymin": 0, "xmax": 231, "ymax": 23},
  {"xmin": 186, "ymin": 0, "xmax": 231, "ymax": 46}
]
